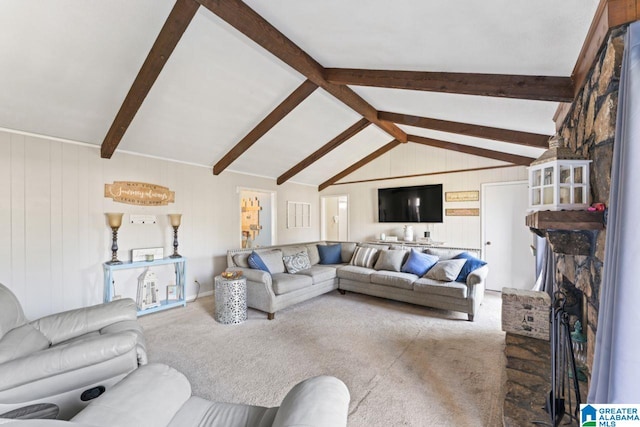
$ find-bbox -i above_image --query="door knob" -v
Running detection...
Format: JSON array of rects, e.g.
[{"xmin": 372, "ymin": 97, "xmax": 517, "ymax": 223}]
[{"xmin": 486, "ymin": 241, "xmax": 492, "ymax": 245}]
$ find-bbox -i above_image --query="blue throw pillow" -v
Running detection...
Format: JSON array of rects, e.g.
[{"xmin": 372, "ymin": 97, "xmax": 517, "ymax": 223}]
[
  {"xmin": 317, "ymin": 243, "xmax": 342, "ymax": 264},
  {"xmin": 248, "ymin": 251, "xmax": 270, "ymax": 273},
  {"xmin": 401, "ymin": 249, "xmax": 439, "ymax": 276},
  {"xmin": 454, "ymin": 252, "xmax": 487, "ymax": 282}
]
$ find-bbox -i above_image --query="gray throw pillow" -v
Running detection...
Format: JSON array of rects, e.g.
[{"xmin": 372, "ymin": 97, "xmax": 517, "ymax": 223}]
[
  {"xmin": 257, "ymin": 250, "xmax": 285, "ymax": 274},
  {"xmin": 349, "ymin": 247, "xmax": 379, "ymax": 269},
  {"xmin": 306, "ymin": 244, "xmax": 321, "ymax": 265},
  {"xmin": 283, "ymin": 252, "xmax": 312, "ymax": 274},
  {"xmin": 374, "ymin": 249, "xmax": 406, "ymax": 272},
  {"xmin": 424, "ymin": 259, "xmax": 467, "ymax": 282}
]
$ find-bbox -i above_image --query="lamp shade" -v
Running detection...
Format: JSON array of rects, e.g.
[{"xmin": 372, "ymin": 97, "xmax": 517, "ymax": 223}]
[
  {"xmin": 106, "ymin": 213, "xmax": 124, "ymax": 228},
  {"xmin": 169, "ymin": 214, "xmax": 182, "ymax": 227}
]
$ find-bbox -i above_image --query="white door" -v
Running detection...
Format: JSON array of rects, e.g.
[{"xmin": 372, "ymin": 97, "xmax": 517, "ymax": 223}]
[
  {"xmin": 481, "ymin": 181, "xmax": 535, "ymax": 291},
  {"xmin": 321, "ymin": 195, "xmax": 349, "ymax": 241}
]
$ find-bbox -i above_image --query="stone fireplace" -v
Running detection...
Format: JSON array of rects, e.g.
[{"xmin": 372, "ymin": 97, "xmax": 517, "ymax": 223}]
[{"xmin": 502, "ymin": 25, "xmax": 625, "ymax": 426}]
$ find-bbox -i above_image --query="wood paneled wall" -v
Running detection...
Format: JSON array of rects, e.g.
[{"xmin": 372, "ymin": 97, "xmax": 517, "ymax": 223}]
[
  {"xmin": 321, "ymin": 142, "xmax": 528, "ymax": 248},
  {"xmin": 0, "ymin": 130, "xmax": 319, "ymax": 318}
]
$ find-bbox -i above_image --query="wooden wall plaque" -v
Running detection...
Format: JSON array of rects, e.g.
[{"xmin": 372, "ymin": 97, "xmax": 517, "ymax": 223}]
[
  {"xmin": 445, "ymin": 191, "xmax": 479, "ymax": 202},
  {"xmin": 104, "ymin": 181, "xmax": 175, "ymax": 206},
  {"xmin": 445, "ymin": 208, "xmax": 479, "ymax": 216}
]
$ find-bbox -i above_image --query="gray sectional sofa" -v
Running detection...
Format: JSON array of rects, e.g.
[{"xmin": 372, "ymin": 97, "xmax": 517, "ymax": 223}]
[{"xmin": 226, "ymin": 241, "xmax": 488, "ymax": 321}]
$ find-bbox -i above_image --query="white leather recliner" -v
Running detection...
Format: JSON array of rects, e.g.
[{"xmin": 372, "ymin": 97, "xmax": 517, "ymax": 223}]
[
  {"xmin": 0, "ymin": 364, "xmax": 350, "ymax": 427},
  {"xmin": 0, "ymin": 283, "xmax": 147, "ymax": 420}
]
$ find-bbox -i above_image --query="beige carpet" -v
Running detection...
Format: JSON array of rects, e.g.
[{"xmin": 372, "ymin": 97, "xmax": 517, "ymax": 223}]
[{"xmin": 140, "ymin": 290, "xmax": 506, "ymax": 427}]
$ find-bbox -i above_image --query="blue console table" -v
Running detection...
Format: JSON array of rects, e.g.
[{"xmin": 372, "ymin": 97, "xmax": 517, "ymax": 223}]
[{"xmin": 103, "ymin": 257, "xmax": 186, "ymax": 316}]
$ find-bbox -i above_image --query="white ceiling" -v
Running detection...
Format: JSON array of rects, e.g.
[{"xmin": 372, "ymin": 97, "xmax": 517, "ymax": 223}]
[{"xmin": 0, "ymin": 0, "xmax": 600, "ymax": 186}]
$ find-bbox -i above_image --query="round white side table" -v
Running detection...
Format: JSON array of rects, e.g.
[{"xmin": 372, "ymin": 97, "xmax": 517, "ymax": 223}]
[{"xmin": 214, "ymin": 275, "xmax": 247, "ymax": 324}]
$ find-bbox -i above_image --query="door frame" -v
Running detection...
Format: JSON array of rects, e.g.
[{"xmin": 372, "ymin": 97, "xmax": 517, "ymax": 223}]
[
  {"xmin": 320, "ymin": 194, "xmax": 350, "ymax": 241},
  {"xmin": 237, "ymin": 187, "xmax": 277, "ymax": 247}
]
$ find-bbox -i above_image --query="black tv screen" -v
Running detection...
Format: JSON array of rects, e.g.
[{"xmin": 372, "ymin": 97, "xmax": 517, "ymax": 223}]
[{"xmin": 378, "ymin": 184, "xmax": 443, "ymax": 223}]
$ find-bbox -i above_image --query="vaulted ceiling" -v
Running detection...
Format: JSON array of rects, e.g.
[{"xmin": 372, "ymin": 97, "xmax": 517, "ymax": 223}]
[{"xmin": 1, "ymin": 0, "xmax": 602, "ymax": 189}]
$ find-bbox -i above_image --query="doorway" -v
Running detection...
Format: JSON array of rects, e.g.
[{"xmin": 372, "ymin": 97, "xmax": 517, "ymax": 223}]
[
  {"xmin": 239, "ymin": 188, "xmax": 275, "ymax": 248},
  {"xmin": 321, "ymin": 195, "xmax": 349, "ymax": 241},
  {"xmin": 481, "ymin": 181, "xmax": 535, "ymax": 292}
]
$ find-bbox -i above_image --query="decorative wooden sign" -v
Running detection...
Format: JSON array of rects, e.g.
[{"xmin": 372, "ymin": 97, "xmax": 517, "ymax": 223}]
[
  {"xmin": 445, "ymin": 191, "xmax": 479, "ymax": 202},
  {"xmin": 446, "ymin": 208, "xmax": 479, "ymax": 216},
  {"xmin": 105, "ymin": 181, "xmax": 175, "ymax": 206}
]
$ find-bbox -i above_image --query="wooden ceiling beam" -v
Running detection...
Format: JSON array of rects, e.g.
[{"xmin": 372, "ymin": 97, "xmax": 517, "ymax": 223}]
[
  {"xmin": 408, "ymin": 134, "xmax": 535, "ymax": 166},
  {"xmin": 379, "ymin": 111, "xmax": 550, "ymax": 149},
  {"xmin": 277, "ymin": 118, "xmax": 371, "ymax": 185},
  {"xmin": 196, "ymin": 0, "xmax": 407, "ymax": 143},
  {"xmin": 325, "ymin": 68, "xmax": 575, "ymax": 102},
  {"xmin": 213, "ymin": 79, "xmax": 318, "ymax": 175},
  {"xmin": 318, "ymin": 140, "xmax": 401, "ymax": 191},
  {"xmin": 100, "ymin": 0, "xmax": 200, "ymax": 159}
]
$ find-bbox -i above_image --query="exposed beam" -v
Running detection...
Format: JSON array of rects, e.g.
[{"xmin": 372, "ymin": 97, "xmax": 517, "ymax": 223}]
[
  {"xmin": 408, "ymin": 134, "xmax": 535, "ymax": 166},
  {"xmin": 324, "ymin": 68, "xmax": 575, "ymax": 102},
  {"xmin": 100, "ymin": 0, "xmax": 200, "ymax": 159},
  {"xmin": 277, "ymin": 118, "xmax": 371, "ymax": 185},
  {"xmin": 196, "ymin": 0, "xmax": 407, "ymax": 143},
  {"xmin": 213, "ymin": 79, "xmax": 318, "ymax": 175},
  {"xmin": 318, "ymin": 140, "xmax": 401, "ymax": 191},
  {"xmin": 378, "ymin": 111, "xmax": 550, "ymax": 149},
  {"xmin": 332, "ymin": 164, "xmax": 517, "ymax": 186}
]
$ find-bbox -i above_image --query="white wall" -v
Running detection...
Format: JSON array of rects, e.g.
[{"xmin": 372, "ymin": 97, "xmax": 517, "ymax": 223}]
[
  {"xmin": 0, "ymin": 131, "xmax": 319, "ymax": 318},
  {"xmin": 321, "ymin": 143, "xmax": 528, "ymax": 249}
]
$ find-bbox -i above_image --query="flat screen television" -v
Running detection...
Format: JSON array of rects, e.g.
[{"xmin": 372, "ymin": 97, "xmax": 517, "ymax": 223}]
[{"xmin": 378, "ymin": 184, "xmax": 443, "ymax": 223}]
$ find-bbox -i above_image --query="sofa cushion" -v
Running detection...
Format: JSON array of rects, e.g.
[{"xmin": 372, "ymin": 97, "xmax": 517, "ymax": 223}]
[
  {"xmin": 374, "ymin": 249, "xmax": 406, "ymax": 272},
  {"xmin": 425, "ymin": 248, "xmax": 464, "ymax": 260},
  {"xmin": 271, "ymin": 273, "xmax": 313, "ymax": 295},
  {"xmin": 349, "ymin": 247, "xmax": 379, "ymax": 268},
  {"xmin": 340, "ymin": 242, "xmax": 357, "ymax": 263},
  {"xmin": 281, "ymin": 246, "xmax": 308, "ymax": 257},
  {"xmin": 232, "ymin": 253, "xmax": 250, "ymax": 268},
  {"xmin": 248, "ymin": 251, "xmax": 270, "ymax": 273},
  {"xmin": 453, "ymin": 252, "xmax": 488, "ymax": 282},
  {"xmin": 259, "ymin": 250, "xmax": 286, "ymax": 274},
  {"xmin": 401, "ymin": 249, "xmax": 439, "ymax": 276},
  {"xmin": 358, "ymin": 243, "xmax": 390, "ymax": 250},
  {"xmin": 318, "ymin": 244, "xmax": 342, "ymax": 265},
  {"xmin": 306, "ymin": 244, "xmax": 321, "ymax": 265},
  {"xmin": 370, "ymin": 271, "xmax": 418, "ymax": 290},
  {"xmin": 337, "ymin": 265, "xmax": 375, "ymax": 282},
  {"xmin": 413, "ymin": 277, "xmax": 468, "ymax": 299},
  {"xmin": 296, "ymin": 266, "xmax": 337, "ymax": 284},
  {"xmin": 283, "ymin": 252, "xmax": 312, "ymax": 274},
  {"xmin": 424, "ymin": 259, "xmax": 467, "ymax": 282}
]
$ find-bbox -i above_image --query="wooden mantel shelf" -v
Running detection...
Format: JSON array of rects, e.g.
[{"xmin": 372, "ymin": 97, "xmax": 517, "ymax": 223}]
[{"xmin": 526, "ymin": 210, "xmax": 605, "ymax": 231}]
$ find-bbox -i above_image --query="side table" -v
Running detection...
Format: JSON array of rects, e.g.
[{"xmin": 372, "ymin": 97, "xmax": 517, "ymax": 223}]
[{"xmin": 214, "ymin": 275, "xmax": 247, "ymax": 324}]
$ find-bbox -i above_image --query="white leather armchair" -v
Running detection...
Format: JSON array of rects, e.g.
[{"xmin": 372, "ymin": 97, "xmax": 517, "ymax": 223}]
[
  {"xmin": 0, "ymin": 364, "xmax": 350, "ymax": 427},
  {"xmin": 0, "ymin": 283, "xmax": 147, "ymax": 420}
]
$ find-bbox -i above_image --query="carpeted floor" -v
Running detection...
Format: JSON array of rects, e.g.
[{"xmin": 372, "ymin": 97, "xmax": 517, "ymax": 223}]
[{"xmin": 140, "ymin": 290, "xmax": 506, "ymax": 426}]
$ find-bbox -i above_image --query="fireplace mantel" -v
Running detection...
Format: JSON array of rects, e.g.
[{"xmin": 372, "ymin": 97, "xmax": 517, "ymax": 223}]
[
  {"xmin": 526, "ymin": 210, "xmax": 604, "ymax": 231},
  {"xmin": 526, "ymin": 211, "xmax": 605, "ymax": 256}
]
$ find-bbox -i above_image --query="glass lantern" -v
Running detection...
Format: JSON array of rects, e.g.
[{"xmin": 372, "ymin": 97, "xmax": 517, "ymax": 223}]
[{"xmin": 528, "ymin": 135, "xmax": 591, "ymax": 211}]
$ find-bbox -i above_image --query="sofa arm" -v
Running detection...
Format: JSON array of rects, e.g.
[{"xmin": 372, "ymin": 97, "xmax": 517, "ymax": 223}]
[
  {"xmin": 272, "ymin": 376, "xmax": 350, "ymax": 427},
  {"xmin": 466, "ymin": 265, "xmax": 489, "ymax": 287},
  {"xmin": 71, "ymin": 364, "xmax": 191, "ymax": 427},
  {"xmin": 0, "ymin": 331, "xmax": 138, "ymax": 392},
  {"xmin": 31, "ymin": 298, "xmax": 138, "ymax": 345},
  {"xmin": 227, "ymin": 267, "xmax": 271, "ymax": 285}
]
